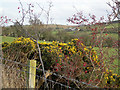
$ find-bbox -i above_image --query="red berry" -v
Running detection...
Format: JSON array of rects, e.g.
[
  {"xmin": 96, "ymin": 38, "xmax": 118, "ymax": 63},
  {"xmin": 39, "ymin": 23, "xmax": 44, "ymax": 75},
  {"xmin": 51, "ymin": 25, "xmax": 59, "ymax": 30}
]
[
  {"xmin": 85, "ymin": 71, "xmax": 87, "ymax": 73},
  {"xmin": 56, "ymin": 68, "xmax": 58, "ymax": 72},
  {"xmin": 83, "ymin": 62, "xmax": 86, "ymax": 67},
  {"xmin": 57, "ymin": 63, "xmax": 59, "ymax": 66}
]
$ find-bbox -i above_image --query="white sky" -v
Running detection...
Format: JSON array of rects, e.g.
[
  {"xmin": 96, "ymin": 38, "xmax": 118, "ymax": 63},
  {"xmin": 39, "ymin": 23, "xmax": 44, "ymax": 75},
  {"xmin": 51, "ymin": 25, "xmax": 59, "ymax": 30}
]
[{"xmin": 0, "ymin": 0, "xmax": 114, "ymax": 25}]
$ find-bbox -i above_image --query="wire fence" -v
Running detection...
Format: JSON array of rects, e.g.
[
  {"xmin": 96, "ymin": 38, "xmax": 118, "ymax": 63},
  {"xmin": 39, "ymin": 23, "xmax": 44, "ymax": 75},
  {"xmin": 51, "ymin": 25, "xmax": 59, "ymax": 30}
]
[{"xmin": 0, "ymin": 57, "xmax": 99, "ymax": 89}]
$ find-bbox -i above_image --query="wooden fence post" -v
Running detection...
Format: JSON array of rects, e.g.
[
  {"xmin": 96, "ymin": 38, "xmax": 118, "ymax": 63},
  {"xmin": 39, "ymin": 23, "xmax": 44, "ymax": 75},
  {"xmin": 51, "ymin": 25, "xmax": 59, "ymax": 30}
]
[{"xmin": 28, "ymin": 60, "xmax": 36, "ymax": 88}]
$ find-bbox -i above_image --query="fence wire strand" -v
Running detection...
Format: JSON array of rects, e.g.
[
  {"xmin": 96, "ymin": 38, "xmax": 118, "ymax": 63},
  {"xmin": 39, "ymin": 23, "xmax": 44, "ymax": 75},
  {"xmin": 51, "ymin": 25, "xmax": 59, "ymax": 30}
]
[{"xmin": 0, "ymin": 57, "xmax": 100, "ymax": 89}]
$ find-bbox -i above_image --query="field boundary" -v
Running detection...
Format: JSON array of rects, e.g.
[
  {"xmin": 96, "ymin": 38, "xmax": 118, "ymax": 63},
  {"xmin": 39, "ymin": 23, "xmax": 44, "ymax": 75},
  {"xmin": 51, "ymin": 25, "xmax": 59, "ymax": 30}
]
[{"xmin": 1, "ymin": 57, "xmax": 99, "ymax": 89}]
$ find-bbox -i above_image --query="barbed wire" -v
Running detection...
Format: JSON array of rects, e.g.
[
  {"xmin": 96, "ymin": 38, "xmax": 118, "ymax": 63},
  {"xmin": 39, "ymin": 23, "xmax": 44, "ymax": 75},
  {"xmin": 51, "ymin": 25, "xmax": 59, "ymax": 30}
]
[
  {"xmin": 37, "ymin": 75, "xmax": 74, "ymax": 89},
  {"xmin": 1, "ymin": 57, "xmax": 100, "ymax": 88},
  {"xmin": 0, "ymin": 57, "xmax": 100, "ymax": 88},
  {"xmin": 1, "ymin": 62, "xmax": 75, "ymax": 89}
]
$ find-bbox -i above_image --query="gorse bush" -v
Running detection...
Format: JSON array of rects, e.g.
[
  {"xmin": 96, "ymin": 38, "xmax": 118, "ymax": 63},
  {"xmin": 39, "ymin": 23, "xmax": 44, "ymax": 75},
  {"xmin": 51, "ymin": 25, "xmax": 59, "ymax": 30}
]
[
  {"xmin": 37, "ymin": 38, "xmax": 99, "ymax": 71},
  {"xmin": 2, "ymin": 42, "xmax": 9, "ymax": 48},
  {"xmin": 104, "ymin": 69, "xmax": 120, "ymax": 88},
  {"xmin": 1, "ymin": 37, "xmax": 97, "ymax": 86},
  {"xmin": 2, "ymin": 37, "xmax": 36, "ymax": 64},
  {"xmin": 2, "ymin": 37, "xmax": 119, "ymax": 88}
]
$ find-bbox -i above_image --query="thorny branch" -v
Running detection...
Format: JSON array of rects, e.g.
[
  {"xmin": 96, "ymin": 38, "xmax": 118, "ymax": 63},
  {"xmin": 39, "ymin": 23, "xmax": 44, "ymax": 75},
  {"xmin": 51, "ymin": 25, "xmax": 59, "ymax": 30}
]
[{"xmin": 107, "ymin": 0, "xmax": 120, "ymax": 21}]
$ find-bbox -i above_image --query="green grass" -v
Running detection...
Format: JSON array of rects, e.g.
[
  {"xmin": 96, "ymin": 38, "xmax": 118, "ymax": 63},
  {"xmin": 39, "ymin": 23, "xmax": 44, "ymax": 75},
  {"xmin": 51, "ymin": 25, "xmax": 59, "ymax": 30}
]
[
  {"xmin": 96, "ymin": 33, "xmax": 118, "ymax": 39},
  {"xmin": 107, "ymin": 33, "xmax": 118, "ymax": 39},
  {"xmin": 105, "ymin": 23, "xmax": 118, "ymax": 29},
  {"xmin": 67, "ymin": 30, "xmax": 91, "ymax": 35},
  {"xmin": 39, "ymin": 40, "xmax": 52, "ymax": 43},
  {"xmin": 52, "ymin": 31, "xmax": 58, "ymax": 34},
  {"xmin": 93, "ymin": 47, "xmax": 118, "ymax": 74},
  {"xmin": 0, "ymin": 36, "xmax": 51, "ymax": 44},
  {"xmin": 0, "ymin": 36, "xmax": 17, "ymax": 43}
]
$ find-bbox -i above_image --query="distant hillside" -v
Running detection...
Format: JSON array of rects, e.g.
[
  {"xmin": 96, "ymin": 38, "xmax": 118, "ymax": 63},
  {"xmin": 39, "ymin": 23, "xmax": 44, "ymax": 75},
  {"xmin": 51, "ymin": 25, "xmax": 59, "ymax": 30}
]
[{"xmin": 44, "ymin": 24, "xmax": 75, "ymax": 29}]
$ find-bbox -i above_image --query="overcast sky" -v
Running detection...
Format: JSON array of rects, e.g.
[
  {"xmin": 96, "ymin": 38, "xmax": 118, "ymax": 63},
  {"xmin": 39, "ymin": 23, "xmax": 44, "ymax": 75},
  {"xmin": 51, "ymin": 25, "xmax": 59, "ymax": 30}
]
[{"xmin": 0, "ymin": 0, "xmax": 113, "ymax": 25}]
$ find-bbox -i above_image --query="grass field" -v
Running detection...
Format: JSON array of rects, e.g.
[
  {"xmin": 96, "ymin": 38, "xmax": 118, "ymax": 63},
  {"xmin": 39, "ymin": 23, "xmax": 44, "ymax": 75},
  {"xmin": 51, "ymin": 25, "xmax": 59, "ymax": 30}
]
[
  {"xmin": 0, "ymin": 36, "xmax": 17, "ymax": 44},
  {"xmin": 94, "ymin": 47, "xmax": 118, "ymax": 74},
  {"xmin": 96, "ymin": 33, "xmax": 118, "ymax": 39},
  {"xmin": 0, "ymin": 36, "xmax": 51, "ymax": 44},
  {"xmin": 105, "ymin": 23, "xmax": 118, "ymax": 29},
  {"xmin": 107, "ymin": 33, "xmax": 118, "ymax": 39}
]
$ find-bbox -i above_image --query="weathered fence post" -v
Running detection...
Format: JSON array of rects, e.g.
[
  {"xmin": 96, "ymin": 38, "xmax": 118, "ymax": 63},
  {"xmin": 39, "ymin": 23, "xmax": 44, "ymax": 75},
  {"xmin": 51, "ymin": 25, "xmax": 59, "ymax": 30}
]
[{"xmin": 28, "ymin": 60, "xmax": 36, "ymax": 88}]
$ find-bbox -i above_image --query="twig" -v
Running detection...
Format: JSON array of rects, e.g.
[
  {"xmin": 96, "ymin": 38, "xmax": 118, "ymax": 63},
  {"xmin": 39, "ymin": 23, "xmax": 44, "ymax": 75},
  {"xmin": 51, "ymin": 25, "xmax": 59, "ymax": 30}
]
[
  {"xmin": 36, "ymin": 39, "xmax": 48, "ymax": 88},
  {"xmin": 96, "ymin": 72, "xmax": 104, "ymax": 86}
]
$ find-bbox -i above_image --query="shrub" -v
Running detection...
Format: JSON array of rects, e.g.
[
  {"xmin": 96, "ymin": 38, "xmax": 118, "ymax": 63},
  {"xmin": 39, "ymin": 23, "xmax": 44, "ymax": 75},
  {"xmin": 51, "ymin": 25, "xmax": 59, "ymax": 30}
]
[
  {"xmin": 2, "ymin": 37, "xmax": 36, "ymax": 64},
  {"xmin": 37, "ymin": 38, "xmax": 102, "ymax": 87},
  {"xmin": 3, "ymin": 37, "xmax": 119, "ymax": 88},
  {"xmin": 2, "ymin": 37, "xmax": 98, "ymax": 71},
  {"xmin": 2, "ymin": 42, "xmax": 10, "ymax": 48},
  {"xmin": 104, "ymin": 69, "xmax": 120, "ymax": 88}
]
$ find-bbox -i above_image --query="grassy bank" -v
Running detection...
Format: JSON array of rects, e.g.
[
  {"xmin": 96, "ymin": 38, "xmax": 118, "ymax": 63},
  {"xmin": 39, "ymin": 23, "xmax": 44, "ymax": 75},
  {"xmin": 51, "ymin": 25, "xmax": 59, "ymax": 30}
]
[{"xmin": 0, "ymin": 36, "xmax": 52, "ymax": 44}]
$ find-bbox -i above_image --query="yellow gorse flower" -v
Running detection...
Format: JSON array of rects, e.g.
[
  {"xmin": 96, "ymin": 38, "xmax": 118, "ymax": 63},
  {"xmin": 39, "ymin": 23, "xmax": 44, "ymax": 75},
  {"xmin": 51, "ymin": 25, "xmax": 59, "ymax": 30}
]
[
  {"xmin": 12, "ymin": 37, "xmax": 36, "ymax": 50},
  {"xmin": 59, "ymin": 55, "xmax": 62, "ymax": 57}
]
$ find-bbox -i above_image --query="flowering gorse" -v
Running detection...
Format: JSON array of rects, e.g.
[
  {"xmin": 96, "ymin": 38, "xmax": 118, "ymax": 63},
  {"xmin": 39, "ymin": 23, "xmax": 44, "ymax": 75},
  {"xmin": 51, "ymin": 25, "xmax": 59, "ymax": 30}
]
[
  {"xmin": 104, "ymin": 69, "xmax": 120, "ymax": 88},
  {"xmin": 2, "ymin": 37, "xmax": 119, "ymax": 87}
]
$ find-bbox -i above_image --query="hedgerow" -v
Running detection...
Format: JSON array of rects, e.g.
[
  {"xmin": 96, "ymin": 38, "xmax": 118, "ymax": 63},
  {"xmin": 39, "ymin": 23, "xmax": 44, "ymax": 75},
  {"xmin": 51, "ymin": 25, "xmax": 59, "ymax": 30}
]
[{"xmin": 2, "ymin": 37, "xmax": 120, "ymax": 87}]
